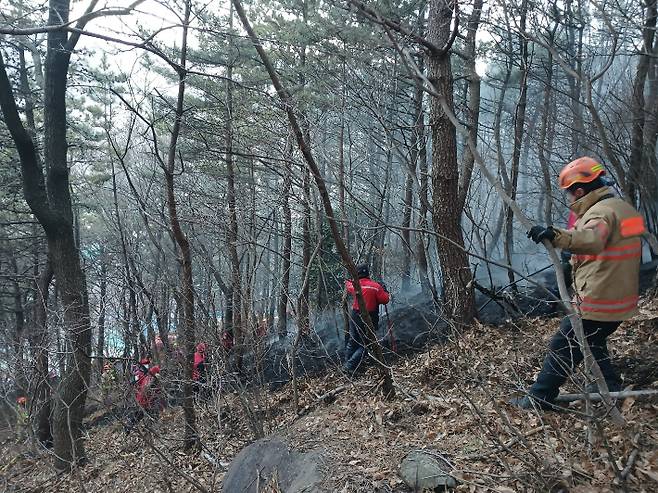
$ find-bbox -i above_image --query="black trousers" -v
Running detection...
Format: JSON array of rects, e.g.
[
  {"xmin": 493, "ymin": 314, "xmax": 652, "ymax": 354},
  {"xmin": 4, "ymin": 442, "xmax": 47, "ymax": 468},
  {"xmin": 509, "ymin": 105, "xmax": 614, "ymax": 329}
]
[
  {"xmin": 344, "ymin": 309, "xmax": 379, "ymax": 371},
  {"xmin": 529, "ymin": 317, "xmax": 621, "ymax": 402}
]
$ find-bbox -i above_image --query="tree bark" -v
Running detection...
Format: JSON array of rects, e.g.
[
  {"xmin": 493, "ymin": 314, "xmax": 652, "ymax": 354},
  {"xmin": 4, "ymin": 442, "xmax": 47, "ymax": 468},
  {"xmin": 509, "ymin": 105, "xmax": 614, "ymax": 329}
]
[
  {"xmin": 0, "ymin": 0, "xmax": 93, "ymax": 470},
  {"xmin": 414, "ymin": 74, "xmax": 433, "ymax": 297},
  {"xmin": 427, "ymin": 0, "xmax": 475, "ymax": 325},
  {"xmin": 29, "ymin": 258, "xmax": 53, "ymax": 446}
]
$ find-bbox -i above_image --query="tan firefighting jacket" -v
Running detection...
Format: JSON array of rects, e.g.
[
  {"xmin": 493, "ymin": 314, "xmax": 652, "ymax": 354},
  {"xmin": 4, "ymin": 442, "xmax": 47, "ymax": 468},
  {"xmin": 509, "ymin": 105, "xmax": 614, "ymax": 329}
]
[{"xmin": 552, "ymin": 187, "xmax": 646, "ymax": 322}]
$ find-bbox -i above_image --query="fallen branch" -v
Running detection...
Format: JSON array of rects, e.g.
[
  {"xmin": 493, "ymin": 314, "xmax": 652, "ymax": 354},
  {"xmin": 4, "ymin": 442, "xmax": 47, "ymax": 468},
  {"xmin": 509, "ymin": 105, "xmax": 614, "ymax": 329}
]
[
  {"xmin": 555, "ymin": 389, "xmax": 658, "ymax": 402},
  {"xmin": 297, "ymin": 384, "xmax": 350, "ymax": 418},
  {"xmin": 461, "ymin": 426, "xmax": 546, "ymax": 460},
  {"xmin": 620, "ymin": 433, "xmax": 642, "ymax": 481},
  {"xmin": 471, "ymin": 279, "xmax": 521, "ymax": 316}
]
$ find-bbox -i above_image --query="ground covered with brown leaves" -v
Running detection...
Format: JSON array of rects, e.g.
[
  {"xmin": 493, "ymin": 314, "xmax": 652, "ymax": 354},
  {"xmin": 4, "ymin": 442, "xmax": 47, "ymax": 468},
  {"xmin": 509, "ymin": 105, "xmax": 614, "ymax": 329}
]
[{"xmin": 2, "ymin": 300, "xmax": 657, "ymax": 492}]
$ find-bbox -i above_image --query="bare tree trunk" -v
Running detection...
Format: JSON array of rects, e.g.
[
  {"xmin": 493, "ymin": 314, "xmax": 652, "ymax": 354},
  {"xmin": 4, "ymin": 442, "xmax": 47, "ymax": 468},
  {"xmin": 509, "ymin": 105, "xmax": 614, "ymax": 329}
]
[
  {"xmin": 457, "ymin": 0, "xmax": 483, "ymax": 211},
  {"xmin": 278, "ymin": 140, "xmax": 293, "ymax": 338},
  {"xmin": 0, "ymin": 0, "xmax": 93, "ymax": 469},
  {"xmin": 96, "ymin": 252, "xmax": 107, "ymax": 377},
  {"xmin": 8, "ymin": 249, "xmax": 27, "ymax": 395},
  {"xmin": 298, "ymin": 5, "xmax": 312, "ymax": 337},
  {"xmin": 339, "ymin": 56, "xmax": 349, "ymax": 246},
  {"xmin": 371, "ymin": 146, "xmax": 392, "ymax": 281},
  {"xmin": 401, "ymin": 155, "xmax": 415, "ymax": 292},
  {"xmin": 564, "ymin": 0, "xmax": 586, "ymax": 156},
  {"xmin": 29, "ymin": 258, "xmax": 53, "ymax": 447},
  {"xmin": 537, "ymin": 21, "xmax": 558, "ymax": 225},
  {"xmin": 489, "ymin": 52, "xmax": 512, "ymax": 252},
  {"xmin": 162, "ymin": 0, "xmax": 198, "ymax": 451},
  {"xmin": 427, "ymin": 0, "xmax": 475, "ymax": 325},
  {"xmin": 414, "ymin": 78, "xmax": 433, "ymax": 297},
  {"xmin": 226, "ymin": 3, "xmax": 243, "ymax": 365},
  {"xmin": 641, "ymin": 43, "xmax": 658, "ymax": 236},
  {"xmin": 299, "ymin": 165, "xmax": 312, "ymax": 336},
  {"xmin": 504, "ymin": 0, "xmax": 528, "ymax": 291},
  {"xmin": 268, "ymin": 209, "xmax": 279, "ymax": 328},
  {"xmin": 629, "ymin": 0, "xmax": 656, "ymax": 204},
  {"xmin": 402, "ymin": 13, "xmax": 425, "ymax": 292}
]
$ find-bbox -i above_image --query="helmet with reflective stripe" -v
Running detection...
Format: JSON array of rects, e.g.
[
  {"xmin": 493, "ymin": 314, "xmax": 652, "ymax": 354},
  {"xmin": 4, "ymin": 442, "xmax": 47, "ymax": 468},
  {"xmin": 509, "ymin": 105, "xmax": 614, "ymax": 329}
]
[{"xmin": 558, "ymin": 156, "xmax": 606, "ymax": 189}]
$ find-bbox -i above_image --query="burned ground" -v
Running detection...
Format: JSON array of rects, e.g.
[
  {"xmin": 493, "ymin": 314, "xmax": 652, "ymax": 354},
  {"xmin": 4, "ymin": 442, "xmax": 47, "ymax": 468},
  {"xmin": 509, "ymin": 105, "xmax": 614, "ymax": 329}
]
[{"xmin": 1, "ymin": 296, "xmax": 657, "ymax": 492}]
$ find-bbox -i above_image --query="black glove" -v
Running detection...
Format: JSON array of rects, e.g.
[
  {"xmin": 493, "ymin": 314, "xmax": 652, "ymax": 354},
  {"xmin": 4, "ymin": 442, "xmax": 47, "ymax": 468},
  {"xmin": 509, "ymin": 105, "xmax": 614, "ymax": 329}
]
[
  {"xmin": 527, "ymin": 225, "xmax": 556, "ymax": 244},
  {"xmin": 380, "ymin": 282, "xmax": 388, "ymax": 293}
]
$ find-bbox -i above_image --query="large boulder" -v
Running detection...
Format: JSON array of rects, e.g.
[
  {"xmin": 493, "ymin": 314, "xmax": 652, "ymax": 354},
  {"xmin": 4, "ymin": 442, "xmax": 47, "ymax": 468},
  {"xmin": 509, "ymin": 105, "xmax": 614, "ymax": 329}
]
[{"xmin": 222, "ymin": 437, "xmax": 324, "ymax": 493}]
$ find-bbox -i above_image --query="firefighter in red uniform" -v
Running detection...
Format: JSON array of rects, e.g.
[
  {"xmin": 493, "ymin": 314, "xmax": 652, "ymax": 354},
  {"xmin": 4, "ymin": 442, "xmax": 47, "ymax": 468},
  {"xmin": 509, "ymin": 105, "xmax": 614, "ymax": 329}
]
[
  {"xmin": 126, "ymin": 365, "xmax": 163, "ymax": 433},
  {"xmin": 344, "ymin": 264, "xmax": 390, "ymax": 373},
  {"xmin": 511, "ymin": 157, "xmax": 646, "ymax": 410}
]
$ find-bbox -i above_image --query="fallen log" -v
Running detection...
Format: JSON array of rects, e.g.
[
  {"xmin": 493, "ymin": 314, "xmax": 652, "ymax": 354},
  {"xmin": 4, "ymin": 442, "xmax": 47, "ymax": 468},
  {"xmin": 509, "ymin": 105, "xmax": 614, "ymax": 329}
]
[{"xmin": 556, "ymin": 389, "xmax": 658, "ymax": 402}]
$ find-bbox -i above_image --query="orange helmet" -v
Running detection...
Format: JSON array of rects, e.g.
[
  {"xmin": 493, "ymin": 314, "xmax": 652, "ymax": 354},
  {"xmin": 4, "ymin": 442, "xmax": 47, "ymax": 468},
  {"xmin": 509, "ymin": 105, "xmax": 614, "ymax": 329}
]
[{"xmin": 558, "ymin": 157, "xmax": 606, "ymax": 189}]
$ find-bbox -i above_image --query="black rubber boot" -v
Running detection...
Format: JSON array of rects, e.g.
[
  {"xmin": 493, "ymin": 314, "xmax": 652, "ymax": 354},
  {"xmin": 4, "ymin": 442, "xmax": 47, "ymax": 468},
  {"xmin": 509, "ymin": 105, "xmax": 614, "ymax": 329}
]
[{"xmin": 508, "ymin": 395, "xmax": 559, "ymax": 411}]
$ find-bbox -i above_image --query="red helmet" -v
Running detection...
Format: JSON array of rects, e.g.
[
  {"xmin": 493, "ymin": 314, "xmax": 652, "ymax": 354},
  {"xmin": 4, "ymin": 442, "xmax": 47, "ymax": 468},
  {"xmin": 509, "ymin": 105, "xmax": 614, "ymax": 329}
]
[{"xmin": 558, "ymin": 157, "xmax": 606, "ymax": 189}]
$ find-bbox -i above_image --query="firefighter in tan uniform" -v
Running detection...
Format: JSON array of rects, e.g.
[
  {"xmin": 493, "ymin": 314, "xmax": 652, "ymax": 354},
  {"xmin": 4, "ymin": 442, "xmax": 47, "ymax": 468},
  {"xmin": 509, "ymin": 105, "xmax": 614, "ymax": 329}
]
[{"xmin": 511, "ymin": 157, "xmax": 646, "ymax": 410}]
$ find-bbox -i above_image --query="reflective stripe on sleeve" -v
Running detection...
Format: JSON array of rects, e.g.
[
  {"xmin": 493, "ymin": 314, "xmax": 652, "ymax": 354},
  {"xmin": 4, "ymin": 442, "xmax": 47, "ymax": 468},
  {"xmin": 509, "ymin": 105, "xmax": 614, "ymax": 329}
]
[{"xmin": 620, "ymin": 216, "xmax": 646, "ymax": 237}]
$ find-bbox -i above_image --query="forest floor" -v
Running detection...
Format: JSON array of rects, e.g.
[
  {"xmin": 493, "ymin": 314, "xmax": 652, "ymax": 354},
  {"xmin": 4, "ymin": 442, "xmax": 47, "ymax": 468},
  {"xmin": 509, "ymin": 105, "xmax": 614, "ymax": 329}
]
[{"xmin": 2, "ymin": 298, "xmax": 658, "ymax": 492}]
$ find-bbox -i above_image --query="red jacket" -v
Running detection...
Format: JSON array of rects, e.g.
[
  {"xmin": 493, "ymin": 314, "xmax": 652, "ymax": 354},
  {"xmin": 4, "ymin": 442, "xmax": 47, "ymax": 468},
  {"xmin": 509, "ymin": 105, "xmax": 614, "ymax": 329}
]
[
  {"xmin": 193, "ymin": 351, "xmax": 206, "ymax": 381},
  {"xmin": 136, "ymin": 366, "xmax": 162, "ymax": 410},
  {"xmin": 346, "ymin": 277, "xmax": 390, "ymax": 312}
]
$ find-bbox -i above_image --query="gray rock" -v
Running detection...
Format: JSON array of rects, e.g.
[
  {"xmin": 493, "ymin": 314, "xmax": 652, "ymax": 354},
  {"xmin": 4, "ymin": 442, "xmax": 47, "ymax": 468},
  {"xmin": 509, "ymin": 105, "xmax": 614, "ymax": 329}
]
[
  {"xmin": 222, "ymin": 437, "xmax": 324, "ymax": 493},
  {"xmin": 399, "ymin": 450, "xmax": 457, "ymax": 491}
]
